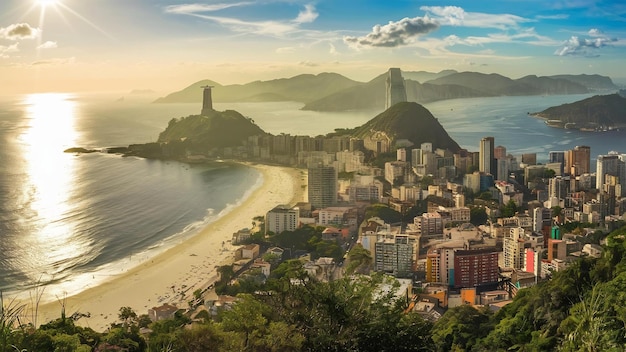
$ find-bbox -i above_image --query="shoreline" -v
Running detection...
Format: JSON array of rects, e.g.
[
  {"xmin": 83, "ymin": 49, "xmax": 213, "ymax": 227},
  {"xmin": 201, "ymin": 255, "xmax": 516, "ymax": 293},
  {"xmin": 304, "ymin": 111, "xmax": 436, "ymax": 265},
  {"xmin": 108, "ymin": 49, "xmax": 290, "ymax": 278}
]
[{"xmin": 27, "ymin": 162, "xmax": 305, "ymax": 332}]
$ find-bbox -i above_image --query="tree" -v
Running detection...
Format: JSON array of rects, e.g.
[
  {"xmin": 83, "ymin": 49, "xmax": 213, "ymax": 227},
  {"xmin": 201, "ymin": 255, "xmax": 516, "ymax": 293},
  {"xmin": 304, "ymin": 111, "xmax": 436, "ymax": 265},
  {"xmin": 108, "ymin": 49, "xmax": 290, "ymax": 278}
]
[
  {"xmin": 345, "ymin": 244, "xmax": 373, "ymax": 275},
  {"xmin": 469, "ymin": 206, "xmax": 488, "ymax": 226},
  {"xmin": 501, "ymin": 199, "xmax": 518, "ymax": 218},
  {"xmin": 219, "ymin": 294, "xmax": 269, "ymax": 350},
  {"xmin": 431, "ymin": 305, "xmax": 493, "ymax": 352}
]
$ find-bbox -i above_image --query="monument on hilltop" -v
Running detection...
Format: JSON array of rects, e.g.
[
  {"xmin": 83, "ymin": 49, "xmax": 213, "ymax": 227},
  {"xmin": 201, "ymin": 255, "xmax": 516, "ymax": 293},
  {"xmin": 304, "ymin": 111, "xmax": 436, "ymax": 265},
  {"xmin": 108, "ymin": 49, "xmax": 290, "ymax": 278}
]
[
  {"xmin": 385, "ymin": 68, "xmax": 407, "ymax": 110},
  {"xmin": 201, "ymin": 85, "xmax": 214, "ymax": 115}
]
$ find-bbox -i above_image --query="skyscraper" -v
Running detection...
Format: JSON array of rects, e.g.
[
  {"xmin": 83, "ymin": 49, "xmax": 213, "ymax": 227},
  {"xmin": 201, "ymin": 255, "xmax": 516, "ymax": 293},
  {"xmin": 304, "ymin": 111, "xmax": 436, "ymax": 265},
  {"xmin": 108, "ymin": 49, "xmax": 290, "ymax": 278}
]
[
  {"xmin": 479, "ymin": 137, "xmax": 495, "ymax": 175},
  {"xmin": 596, "ymin": 154, "xmax": 625, "ymax": 192},
  {"xmin": 565, "ymin": 145, "xmax": 590, "ymax": 176},
  {"xmin": 308, "ymin": 164, "xmax": 338, "ymax": 209}
]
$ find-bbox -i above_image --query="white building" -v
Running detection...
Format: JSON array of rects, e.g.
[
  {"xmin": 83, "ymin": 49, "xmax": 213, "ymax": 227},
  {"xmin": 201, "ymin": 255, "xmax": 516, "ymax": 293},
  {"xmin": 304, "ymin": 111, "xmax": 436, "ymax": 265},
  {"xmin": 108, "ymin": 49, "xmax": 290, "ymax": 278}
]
[{"xmin": 265, "ymin": 205, "xmax": 299, "ymax": 234}]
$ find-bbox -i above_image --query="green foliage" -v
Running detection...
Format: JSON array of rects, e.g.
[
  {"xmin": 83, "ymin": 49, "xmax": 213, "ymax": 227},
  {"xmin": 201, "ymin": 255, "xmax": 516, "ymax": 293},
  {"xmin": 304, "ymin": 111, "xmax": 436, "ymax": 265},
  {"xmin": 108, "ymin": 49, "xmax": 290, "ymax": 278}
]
[
  {"xmin": 501, "ymin": 199, "xmax": 518, "ymax": 218},
  {"xmin": 431, "ymin": 305, "xmax": 493, "ymax": 352},
  {"xmin": 345, "ymin": 244, "xmax": 373, "ymax": 275},
  {"xmin": 364, "ymin": 204, "xmax": 402, "ymax": 224},
  {"xmin": 469, "ymin": 206, "xmax": 488, "ymax": 226}
]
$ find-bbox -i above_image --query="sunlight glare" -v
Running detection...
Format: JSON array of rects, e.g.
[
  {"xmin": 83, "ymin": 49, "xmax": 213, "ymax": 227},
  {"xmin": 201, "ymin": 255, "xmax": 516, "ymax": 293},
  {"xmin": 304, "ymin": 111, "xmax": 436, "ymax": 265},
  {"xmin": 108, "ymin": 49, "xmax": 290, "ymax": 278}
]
[{"xmin": 37, "ymin": 0, "xmax": 59, "ymax": 7}]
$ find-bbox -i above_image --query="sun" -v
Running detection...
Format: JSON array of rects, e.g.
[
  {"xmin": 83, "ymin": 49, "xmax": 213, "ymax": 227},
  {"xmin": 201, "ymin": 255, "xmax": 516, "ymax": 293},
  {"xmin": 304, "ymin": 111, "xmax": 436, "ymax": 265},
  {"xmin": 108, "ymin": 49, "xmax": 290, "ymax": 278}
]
[{"xmin": 37, "ymin": 0, "xmax": 59, "ymax": 7}]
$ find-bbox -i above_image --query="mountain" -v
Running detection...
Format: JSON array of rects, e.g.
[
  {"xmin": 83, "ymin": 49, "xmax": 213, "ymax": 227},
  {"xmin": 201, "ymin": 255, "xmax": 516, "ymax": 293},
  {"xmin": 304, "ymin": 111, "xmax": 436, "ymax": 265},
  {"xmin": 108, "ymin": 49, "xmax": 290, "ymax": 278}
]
[
  {"xmin": 531, "ymin": 93, "xmax": 626, "ymax": 130},
  {"xmin": 425, "ymin": 72, "xmax": 588, "ymax": 96},
  {"xmin": 153, "ymin": 73, "xmax": 360, "ymax": 104},
  {"xmin": 157, "ymin": 110, "xmax": 266, "ymax": 149},
  {"xmin": 352, "ymin": 102, "xmax": 461, "ymax": 152},
  {"xmin": 401, "ymin": 69, "xmax": 458, "ymax": 83},
  {"xmin": 549, "ymin": 74, "xmax": 618, "ymax": 91},
  {"xmin": 301, "ymin": 73, "xmax": 486, "ymax": 111}
]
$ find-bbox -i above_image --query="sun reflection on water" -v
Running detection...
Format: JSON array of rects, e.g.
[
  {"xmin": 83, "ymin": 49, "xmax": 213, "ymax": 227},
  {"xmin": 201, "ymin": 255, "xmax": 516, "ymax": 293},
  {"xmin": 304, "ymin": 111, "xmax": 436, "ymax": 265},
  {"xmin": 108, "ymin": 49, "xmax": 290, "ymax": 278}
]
[{"xmin": 19, "ymin": 93, "xmax": 88, "ymax": 285}]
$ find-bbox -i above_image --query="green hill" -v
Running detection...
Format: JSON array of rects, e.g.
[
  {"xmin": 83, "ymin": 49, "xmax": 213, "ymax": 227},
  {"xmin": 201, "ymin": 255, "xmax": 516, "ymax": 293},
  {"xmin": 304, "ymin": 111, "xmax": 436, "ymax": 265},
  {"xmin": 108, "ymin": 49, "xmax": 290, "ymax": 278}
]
[
  {"xmin": 157, "ymin": 110, "xmax": 266, "ymax": 150},
  {"xmin": 531, "ymin": 93, "xmax": 626, "ymax": 130},
  {"xmin": 352, "ymin": 102, "xmax": 461, "ymax": 152}
]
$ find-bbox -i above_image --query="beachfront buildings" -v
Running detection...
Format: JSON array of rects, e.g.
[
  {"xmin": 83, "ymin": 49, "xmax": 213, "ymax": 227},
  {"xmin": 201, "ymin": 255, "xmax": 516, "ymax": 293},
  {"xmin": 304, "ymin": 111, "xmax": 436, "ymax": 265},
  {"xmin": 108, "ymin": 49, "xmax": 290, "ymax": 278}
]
[{"xmin": 265, "ymin": 205, "xmax": 299, "ymax": 235}]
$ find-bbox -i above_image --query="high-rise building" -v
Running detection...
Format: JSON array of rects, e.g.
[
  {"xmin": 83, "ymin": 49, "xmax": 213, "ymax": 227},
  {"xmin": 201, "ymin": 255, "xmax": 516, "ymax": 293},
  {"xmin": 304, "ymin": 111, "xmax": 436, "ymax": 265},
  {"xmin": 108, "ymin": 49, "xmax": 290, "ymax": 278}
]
[
  {"xmin": 565, "ymin": 146, "xmax": 591, "ymax": 176},
  {"xmin": 596, "ymin": 154, "xmax": 625, "ymax": 192},
  {"xmin": 397, "ymin": 148, "xmax": 407, "ymax": 162},
  {"xmin": 479, "ymin": 137, "xmax": 495, "ymax": 175},
  {"xmin": 453, "ymin": 249, "xmax": 499, "ymax": 289},
  {"xmin": 308, "ymin": 164, "xmax": 337, "ymax": 209},
  {"xmin": 385, "ymin": 68, "xmax": 407, "ymax": 109},
  {"xmin": 549, "ymin": 151, "xmax": 565, "ymax": 164},
  {"xmin": 494, "ymin": 145, "xmax": 507, "ymax": 160},
  {"xmin": 265, "ymin": 205, "xmax": 299, "ymax": 235},
  {"xmin": 374, "ymin": 233, "xmax": 415, "ymax": 278}
]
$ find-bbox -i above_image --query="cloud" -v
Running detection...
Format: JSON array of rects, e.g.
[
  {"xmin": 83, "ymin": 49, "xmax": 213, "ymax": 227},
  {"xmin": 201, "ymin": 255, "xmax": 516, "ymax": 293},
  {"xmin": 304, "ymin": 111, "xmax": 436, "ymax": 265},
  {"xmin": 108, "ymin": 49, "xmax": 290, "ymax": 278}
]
[
  {"xmin": 0, "ymin": 23, "xmax": 39, "ymax": 40},
  {"xmin": 165, "ymin": 3, "xmax": 318, "ymax": 37},
  {"xmin": 299, "ymin": 60, "xmax": 318, "ymax": 67},
  {"xmin": 164, "ymin": 2, "xmax": 253, "ymax": 14},
  {"xmin": 588, "ymin": 28, "xmax": 603, "ymax": 37},
  {"xmin": 535, "ymin": 14, "xmax": 570, "ymax": 20},
  {"xmin": 293, "ymin": 4, "xmax": 318, "ymax": 24},
  {"xmin": 555, "ymin": 32, "xmax": 617, "ymax": 56},
  {"xmin": 420, "ymin": 6, "xmax": 531, "ymax": 30},
  {"xmin": 0, "ymin": 43, "xmax": 20, "ymax": 57},
  {"xmin": 38, "ymin": 41, "xmax": 58, "ymax": 49},
  {"xmin": 343, "ymin": 16, "xmax": 439, "ymax": 48}
]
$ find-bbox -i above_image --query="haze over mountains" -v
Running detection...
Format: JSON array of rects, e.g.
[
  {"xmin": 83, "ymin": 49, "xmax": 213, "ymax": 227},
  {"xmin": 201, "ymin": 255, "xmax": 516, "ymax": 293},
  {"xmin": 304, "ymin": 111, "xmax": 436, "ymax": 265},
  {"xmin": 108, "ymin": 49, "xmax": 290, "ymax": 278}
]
[{"xmin": 154, "ymin": 70, "xmax": 618, "ymax": 112}]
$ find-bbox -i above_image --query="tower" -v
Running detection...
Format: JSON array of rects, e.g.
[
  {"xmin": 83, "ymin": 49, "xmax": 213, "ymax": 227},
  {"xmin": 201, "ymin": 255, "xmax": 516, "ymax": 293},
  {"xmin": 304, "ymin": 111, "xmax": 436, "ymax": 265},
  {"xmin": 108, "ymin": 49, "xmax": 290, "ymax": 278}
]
[
  {"xmin": 307, "ymin": 163, "xmax": 337, "ymax": 209},
  {"xmin": 385, "ymin": 68, "xmax": 407, "ymax": 109},
  {"xmin": 479, "ymin": 137, "xmax": 495, "ymax": 175},
  {"xmin": 201, "ymin": 85, "xmax": 214, "ymax": 115}
]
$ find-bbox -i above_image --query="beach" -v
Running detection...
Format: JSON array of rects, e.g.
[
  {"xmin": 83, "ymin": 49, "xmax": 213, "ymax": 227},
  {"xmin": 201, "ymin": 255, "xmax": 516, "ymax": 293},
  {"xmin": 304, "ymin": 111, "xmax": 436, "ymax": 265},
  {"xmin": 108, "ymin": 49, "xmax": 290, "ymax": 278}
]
[{"xmin": 29, "ymin": 163, "xmax": 306, "ymax": 332}]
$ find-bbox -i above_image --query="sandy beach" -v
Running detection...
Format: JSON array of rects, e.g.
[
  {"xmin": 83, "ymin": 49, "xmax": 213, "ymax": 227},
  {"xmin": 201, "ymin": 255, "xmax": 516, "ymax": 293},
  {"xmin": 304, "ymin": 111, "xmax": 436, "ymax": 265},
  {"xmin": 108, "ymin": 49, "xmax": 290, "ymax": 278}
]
[{"xmin": 28, "ymin": 162, "xmax": 306, "ymax": 332}]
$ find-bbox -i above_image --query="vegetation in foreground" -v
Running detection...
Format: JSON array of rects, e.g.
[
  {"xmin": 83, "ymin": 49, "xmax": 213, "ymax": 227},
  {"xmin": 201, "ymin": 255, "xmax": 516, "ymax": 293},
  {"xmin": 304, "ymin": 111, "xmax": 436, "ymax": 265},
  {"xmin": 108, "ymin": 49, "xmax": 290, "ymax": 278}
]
[{"xmin": 2, "ymin": 225, "xmax": 626, "ymax": 351}]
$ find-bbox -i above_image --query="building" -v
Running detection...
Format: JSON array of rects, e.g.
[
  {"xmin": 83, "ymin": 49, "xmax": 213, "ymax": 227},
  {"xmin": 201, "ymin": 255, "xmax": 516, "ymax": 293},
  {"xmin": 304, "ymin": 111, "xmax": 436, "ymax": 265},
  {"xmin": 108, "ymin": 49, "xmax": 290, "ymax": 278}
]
[
  {"xmin": 596, "ymin": 154, "xmax": 625, "ymax": 193},
  {"xmin": 565, "ymin": 145, "xmax": 591, "ymax": 176},
  {"xmin": 414, "ymin": 212, "xmax": 443, "ymax": 236},
  {"xmin": 385, "ymin": 161, "xmax": 408, "ymax": 185},
  {"xmin": 385, "ymin": 68, "xmax": 407, "ymax": 109},
  {"xmin": 479, "ymin": 137, "xmax": 495, "ymax": 175},
  {"xmin": 503, "ymin": 227, "xmax": 527, "ymax": 270},
  {"xmin": 374, "ymin": 233, "xmax": 415, "ymax": 277},
  {"xmin": 308, "ymin": 164, "xmax": 337, "ymax": 209},
  {"xmin": 453, "ymin": 249, "xmax": 499, "ymax": 289},
  {"xmin": 148, "ymin": 303, "xmax": 178, "ymax": 322},
  {"xmin": 265, "ymin": 205, "xmax": 299, "ymax": 234}
]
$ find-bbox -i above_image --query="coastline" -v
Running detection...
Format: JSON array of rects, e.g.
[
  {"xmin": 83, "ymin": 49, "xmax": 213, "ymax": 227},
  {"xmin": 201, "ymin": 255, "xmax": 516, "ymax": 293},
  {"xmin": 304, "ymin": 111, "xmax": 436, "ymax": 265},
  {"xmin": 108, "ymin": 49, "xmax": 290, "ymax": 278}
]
[{"xmin": 29, "ymin": 162, "xmax": 306, "ymax": 332}]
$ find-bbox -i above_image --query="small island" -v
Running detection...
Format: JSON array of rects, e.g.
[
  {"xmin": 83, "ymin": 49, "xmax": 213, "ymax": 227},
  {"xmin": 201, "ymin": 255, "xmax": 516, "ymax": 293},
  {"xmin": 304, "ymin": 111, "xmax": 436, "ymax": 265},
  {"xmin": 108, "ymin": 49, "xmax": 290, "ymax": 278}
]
[{"xmin": 530, "ymin": 90, "xmax": 626, "ymax": 132}]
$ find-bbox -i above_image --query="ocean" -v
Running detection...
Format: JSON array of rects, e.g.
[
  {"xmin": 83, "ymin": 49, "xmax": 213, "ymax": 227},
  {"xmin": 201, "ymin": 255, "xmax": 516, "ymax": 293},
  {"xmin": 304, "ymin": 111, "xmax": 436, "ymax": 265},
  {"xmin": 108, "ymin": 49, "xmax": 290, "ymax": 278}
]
[{"xmin": 0, "ymin": 92, "xmax": 624, "ymax": 301}]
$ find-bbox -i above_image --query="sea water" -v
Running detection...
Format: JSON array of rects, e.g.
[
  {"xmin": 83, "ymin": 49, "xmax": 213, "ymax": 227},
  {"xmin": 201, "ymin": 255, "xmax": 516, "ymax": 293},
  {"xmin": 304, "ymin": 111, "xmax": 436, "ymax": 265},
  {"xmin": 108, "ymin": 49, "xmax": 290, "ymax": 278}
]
[{"xmin": 0, "ymin": 92, "xmax": 624, "ymax": 301}]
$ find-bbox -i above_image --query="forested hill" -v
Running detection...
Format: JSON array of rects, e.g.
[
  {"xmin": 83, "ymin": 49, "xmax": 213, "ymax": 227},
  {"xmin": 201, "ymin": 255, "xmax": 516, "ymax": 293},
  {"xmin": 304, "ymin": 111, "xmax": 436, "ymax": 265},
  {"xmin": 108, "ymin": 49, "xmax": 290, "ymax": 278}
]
[
  {"xmin": 531, "ymin": 93, "xmax": 626, "ymax": 130},
  {"xmin": 352, "ymin": 102, "xmax": 462, "ymax": 152},
  {"xmin": 157, "ymin": 110, "xmax": 266, "ymax": 150}
]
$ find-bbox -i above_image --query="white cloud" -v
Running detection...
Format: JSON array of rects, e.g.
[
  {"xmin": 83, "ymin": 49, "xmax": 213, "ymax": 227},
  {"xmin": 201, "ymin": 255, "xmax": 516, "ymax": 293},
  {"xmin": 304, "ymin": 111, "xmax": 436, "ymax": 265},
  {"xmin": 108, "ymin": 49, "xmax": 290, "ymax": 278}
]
[
  {"xmin": 343, "ymin": 16, "xmax": 439, "ymax": 48},
  {"xmin": 165, "ymin": 3, "xmax": 318, "ymax": 37},
  {"xmin": 0, "ymin": 43, "xmax": 20, "ymax": 57},
  {"xmin": 164, "ymin": 2, "xmax": 253, "ymax": 14},
  {"xmin": 38, "ymin": 41, "xmax": 58, "ymax": 49},
  {"xmin": 535, "ymin": 14, "xmax": 570, "ymax": 19},
  {"xmin": 0, "ymin": 23, "xmax": 39, "ymax": 40},
  {"xmin": 555, "ymin": 31, "xmax": 618, "ymax": 56},
  {"xmin": 588, "ymin": 28, "xmax": 603, "ymax": 37},
  {"xmin": 420, "ymin": 6, "xmax": 532, "ymax": 30},
  {"xmin": 293, "ymin": 4, "xmax": 318, "ymax": 24}
]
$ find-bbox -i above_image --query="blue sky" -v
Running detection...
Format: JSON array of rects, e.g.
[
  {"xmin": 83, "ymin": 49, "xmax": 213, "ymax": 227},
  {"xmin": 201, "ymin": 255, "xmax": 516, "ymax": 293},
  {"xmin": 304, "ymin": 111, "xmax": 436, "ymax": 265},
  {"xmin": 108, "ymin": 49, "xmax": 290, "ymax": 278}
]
[{"xmin": 1, "ymin": 0, "xmax": 625, "ymax": 94}]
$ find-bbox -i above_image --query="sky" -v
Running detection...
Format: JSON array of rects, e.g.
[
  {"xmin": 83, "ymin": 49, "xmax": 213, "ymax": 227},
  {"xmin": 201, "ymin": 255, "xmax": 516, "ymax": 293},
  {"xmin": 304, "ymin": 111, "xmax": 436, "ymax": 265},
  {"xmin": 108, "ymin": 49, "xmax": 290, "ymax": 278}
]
[{"xmin": 1, "ymin": 0, "xmax": 625, "ymax": 95}]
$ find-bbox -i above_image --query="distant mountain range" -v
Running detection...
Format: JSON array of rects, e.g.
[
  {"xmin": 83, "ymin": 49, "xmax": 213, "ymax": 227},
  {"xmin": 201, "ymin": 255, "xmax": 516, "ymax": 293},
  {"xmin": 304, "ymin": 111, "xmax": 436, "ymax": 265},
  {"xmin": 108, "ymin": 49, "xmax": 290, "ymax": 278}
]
[
  {"xmin": 531, "ymin": 92, "xmax": 626, "ymax": 131},
  {"xmin": 154, "ymin": 70, "xmax": 618, "ymax": 112}
]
